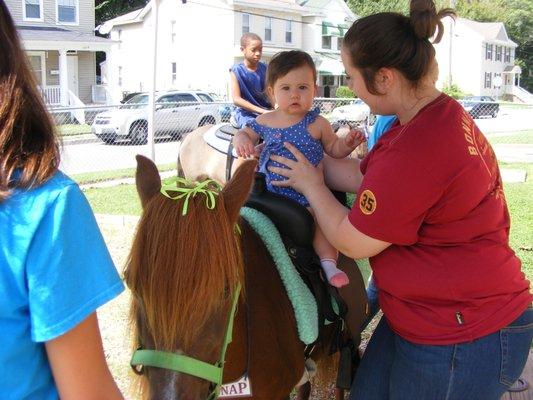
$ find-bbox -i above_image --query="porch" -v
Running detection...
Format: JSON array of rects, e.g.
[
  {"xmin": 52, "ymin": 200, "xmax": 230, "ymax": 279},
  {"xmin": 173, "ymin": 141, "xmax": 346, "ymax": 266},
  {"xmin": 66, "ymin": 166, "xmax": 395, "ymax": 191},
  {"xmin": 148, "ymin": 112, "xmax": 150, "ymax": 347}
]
[{"xmin": 20, "ymin": 26, "xmax": 116, "ymax": 110}]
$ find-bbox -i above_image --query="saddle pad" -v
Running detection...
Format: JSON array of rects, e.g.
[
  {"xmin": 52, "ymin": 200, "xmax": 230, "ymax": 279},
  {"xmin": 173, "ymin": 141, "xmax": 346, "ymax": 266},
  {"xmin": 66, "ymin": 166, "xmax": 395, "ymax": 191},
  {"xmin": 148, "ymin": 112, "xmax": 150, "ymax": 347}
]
[
  {"xmin": 240, "ymin": 207, "xmax": 318, "ymax": 344},
  {"xmin": 203, "ymin": 123, "xmax": 238, "ymax": 157}
]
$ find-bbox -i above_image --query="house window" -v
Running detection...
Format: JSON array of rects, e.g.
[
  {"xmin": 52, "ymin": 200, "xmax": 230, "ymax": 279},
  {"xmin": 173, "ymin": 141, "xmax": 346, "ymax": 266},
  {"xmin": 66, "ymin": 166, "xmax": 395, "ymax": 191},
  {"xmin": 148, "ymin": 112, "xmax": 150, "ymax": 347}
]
[
  {"xmin": 242, "ymin": 13, "xmax": 250, "ymax": 34},
  {"xmin": 285, "ymin": 20, "xmax": 292, "ymax": 43},
  {"xmin": 322, "ymin": 35, "xmax": 331, "ymax": 49},
  {"xmin": 504, "ymin": 47, "xmax": 510, "ymax": 62},
  {"xmin": 118, "ymin": 66, "xmax": 123, "ymax": 86},
  {"xmin": 337, "ymin": 37, "xmax": 342, "ymax": 51},
  {"xmin": 23, "ymin": 0, "xmax": 43, "ymax": 20},
  {"xmin": 484, "ymin": 72, "xmax": 492, "ymax": 88},
  {"xmin": 485, "ymin": 43, "xmax": 493, "ymax": 60},
  {"xmin": 265, "ymin": 17, "xmax": 272, "ymax": 42},
  {"xmin": 117, "ymin": 29, "xmax": 122, "ymax": 49},
  {"xmin": 57, "ymin": 0, "xmax": 78, "ymax": 24},
  {"xmin": 171, "ymin": 62, "xmax": 177, "ymax": 86},
  {"xmin": 171, "ymin": 21, "xmax": 176, "ymax": 44},
  {"xmin": 495, "ymin": 45, "xmax": 502, "ymax": 61}
]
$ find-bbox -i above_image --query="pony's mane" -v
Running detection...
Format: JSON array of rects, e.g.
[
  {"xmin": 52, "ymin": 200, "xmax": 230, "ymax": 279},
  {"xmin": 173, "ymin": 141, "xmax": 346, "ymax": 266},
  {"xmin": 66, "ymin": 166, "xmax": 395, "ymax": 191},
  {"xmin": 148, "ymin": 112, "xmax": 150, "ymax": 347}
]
[{"xmin": 125, "ymin": 184, "xmax": 244, "ymax": 352}]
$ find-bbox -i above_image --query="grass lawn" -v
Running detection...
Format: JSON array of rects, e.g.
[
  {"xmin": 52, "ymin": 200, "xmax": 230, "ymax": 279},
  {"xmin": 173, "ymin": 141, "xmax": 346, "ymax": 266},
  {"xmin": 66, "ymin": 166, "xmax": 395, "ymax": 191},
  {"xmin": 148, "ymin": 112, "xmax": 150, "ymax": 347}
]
[
  {"xmin": 73, "ymin": 163, "xmax": 175, "ymax": 185},
  {"xmin": 58, "ymin": 124, "xmax": 92, "ymax": 137},
  {"xmin": 84, "ymin": 163, "xmax": 532, "ymax": 282},
  {"xmin": 487, "ymin": 130, "xmax": 533, "ymax": 145}
]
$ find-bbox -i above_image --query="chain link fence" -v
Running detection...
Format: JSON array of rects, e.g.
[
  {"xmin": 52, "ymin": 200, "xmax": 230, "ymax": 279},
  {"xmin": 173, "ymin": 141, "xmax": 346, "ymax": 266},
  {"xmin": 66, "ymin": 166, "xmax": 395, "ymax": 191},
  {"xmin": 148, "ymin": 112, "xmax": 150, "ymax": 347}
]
[{"xmin": 50, "ymin": 97, "xmax": 533, "ymax": 184}]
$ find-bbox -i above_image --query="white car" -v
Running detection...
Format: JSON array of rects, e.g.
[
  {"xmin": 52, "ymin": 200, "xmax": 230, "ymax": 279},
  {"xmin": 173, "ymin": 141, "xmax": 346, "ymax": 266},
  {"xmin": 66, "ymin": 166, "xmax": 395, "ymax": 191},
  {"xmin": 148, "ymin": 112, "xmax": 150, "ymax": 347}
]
[
  {"xmin": 329, "ymin": 98, "xmax": 371, "ymax": 123},
  {"xmin": 91, "ymin": 90, "xmax": 221, "ymax": 144}
]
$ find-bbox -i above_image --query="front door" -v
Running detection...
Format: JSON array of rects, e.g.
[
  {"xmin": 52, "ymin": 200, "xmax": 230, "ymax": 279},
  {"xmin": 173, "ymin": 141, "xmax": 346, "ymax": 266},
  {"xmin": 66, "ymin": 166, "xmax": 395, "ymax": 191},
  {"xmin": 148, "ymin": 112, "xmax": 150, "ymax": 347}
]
[{"xmin": 67, "ymin": 55, "xmax": 79, "ymax": 97}]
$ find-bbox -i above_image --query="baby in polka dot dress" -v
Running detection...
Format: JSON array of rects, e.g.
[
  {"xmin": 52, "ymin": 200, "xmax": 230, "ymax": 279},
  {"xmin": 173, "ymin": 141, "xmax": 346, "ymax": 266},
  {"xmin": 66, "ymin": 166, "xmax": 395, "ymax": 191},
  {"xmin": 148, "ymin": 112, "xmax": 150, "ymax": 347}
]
[{"xmin": 233, "ymin": 50, "xmax": 366, "ymax": 288}]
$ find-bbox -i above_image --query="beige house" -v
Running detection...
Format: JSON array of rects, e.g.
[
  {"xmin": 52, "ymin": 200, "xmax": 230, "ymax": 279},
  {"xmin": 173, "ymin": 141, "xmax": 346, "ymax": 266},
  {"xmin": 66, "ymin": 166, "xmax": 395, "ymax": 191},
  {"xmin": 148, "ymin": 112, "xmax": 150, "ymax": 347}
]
[{"xmin": 6, "ymin": 0, "xmax": 113, "ymax": 107}]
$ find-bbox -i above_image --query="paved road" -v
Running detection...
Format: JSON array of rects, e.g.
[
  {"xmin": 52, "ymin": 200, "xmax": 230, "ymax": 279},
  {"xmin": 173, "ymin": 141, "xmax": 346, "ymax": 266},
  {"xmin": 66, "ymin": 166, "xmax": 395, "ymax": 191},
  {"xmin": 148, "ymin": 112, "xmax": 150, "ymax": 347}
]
[
  {"xmin": 60, "ymin": 107, "xmax": 533, "ymax": 176},
  {"xmin": 60, "ymin": 138, "xmax": 182, "ymax": 175}
]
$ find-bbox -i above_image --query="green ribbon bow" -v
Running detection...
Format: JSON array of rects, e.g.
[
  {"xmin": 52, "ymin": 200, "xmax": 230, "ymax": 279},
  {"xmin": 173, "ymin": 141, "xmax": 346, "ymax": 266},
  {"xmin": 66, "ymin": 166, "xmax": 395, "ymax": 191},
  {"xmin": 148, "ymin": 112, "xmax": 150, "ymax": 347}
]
[{"xmin": 160, "ymin": 177, "xmax": 222, "ymax": 216}]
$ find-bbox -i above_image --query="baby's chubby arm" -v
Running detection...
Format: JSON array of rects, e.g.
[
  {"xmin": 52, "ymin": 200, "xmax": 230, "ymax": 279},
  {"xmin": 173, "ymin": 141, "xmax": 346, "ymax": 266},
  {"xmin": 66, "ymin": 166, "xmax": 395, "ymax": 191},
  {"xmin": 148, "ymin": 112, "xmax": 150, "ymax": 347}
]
[
  {"xmin": 318, "ymin": 116, "xmax": 366, "ymax": 159},
  {"xmin": 233, "ymin": 126, "xmax": 261, "ymax": 158}
]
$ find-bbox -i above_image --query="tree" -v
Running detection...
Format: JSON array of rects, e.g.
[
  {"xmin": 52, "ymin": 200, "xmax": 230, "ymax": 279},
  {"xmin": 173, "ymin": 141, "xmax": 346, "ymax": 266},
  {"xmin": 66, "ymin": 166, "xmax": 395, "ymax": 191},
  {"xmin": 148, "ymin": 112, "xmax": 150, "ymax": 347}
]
[{"xmin": 95, "ymin": 0, "xmax": 147, "ymax": 26}]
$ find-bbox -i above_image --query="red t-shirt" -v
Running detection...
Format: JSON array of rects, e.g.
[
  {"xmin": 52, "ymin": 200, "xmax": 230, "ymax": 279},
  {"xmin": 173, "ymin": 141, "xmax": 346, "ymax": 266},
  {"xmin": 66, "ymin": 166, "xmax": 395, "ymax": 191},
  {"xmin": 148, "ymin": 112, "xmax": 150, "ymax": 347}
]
[{"xmin": 349, "ymin": 94, "xmax": 532, "ymax": 345}]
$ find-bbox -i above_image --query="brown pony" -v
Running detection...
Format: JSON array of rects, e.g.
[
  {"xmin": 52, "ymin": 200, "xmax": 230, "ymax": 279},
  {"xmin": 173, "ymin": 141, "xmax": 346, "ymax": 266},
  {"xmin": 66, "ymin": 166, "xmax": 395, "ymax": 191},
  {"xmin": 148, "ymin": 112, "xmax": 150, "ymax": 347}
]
[{"xmin": 126, "ymin": 155, "xmax": 367, "ymax": 399}]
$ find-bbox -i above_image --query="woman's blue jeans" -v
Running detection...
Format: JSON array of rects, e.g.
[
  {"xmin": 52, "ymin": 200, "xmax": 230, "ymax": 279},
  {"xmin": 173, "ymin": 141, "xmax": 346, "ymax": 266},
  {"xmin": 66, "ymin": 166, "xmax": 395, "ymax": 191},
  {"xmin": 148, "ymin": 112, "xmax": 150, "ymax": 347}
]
[{"xmin": 350, "ymin": 305, "xmax": 533, "ymax": 400}]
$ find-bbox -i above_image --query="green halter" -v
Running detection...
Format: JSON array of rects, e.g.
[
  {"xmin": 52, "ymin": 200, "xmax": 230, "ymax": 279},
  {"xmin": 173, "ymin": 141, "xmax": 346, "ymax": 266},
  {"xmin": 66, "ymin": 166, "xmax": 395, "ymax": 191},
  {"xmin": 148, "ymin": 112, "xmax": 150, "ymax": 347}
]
[
  {"xmin": 160, "ymin": 177, "xmax": 222, "ymax": 216},
  {"xmin": 131, "ymin": 177, "xmax": 240, "ymax": 399}
]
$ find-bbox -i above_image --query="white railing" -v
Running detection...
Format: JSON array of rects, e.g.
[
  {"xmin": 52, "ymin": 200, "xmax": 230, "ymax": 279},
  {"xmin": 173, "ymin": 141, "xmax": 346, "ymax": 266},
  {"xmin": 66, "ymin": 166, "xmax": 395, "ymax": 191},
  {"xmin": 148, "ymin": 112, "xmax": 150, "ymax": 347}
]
[
  {"xmin": 511, "ymin": 86, "xmax": 533, "ymax": 104},
  {"xmin": 68, "ymin": 90, "xmax": 86, "ymax": 124},
  {"xmin": 39, "ymin": 86, "xmax": 61, "ymax": 106}
]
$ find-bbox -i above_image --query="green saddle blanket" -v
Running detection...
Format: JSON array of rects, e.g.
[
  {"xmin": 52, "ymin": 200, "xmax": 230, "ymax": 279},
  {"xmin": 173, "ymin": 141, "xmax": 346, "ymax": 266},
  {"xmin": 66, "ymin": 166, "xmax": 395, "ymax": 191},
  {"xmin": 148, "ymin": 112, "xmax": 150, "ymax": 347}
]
[{"xmin": 240, "ymin": 207, "xmax": 318, "ymax": 344}]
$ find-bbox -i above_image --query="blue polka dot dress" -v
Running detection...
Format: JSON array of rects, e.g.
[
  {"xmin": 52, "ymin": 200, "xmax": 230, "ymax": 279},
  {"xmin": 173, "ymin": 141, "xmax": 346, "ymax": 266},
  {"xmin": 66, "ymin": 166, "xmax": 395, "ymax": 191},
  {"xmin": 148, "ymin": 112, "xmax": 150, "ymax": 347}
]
[{"xmin": 246, "ymin": 107, "xmax": 323, "ymax": 207}]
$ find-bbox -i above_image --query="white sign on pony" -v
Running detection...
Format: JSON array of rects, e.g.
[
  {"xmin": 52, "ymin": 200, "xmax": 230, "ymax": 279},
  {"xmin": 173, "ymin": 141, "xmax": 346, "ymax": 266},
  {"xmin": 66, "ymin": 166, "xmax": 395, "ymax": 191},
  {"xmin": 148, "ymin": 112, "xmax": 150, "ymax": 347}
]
[{"xmin": 219, "ymin": 375, "xmax": 252, "ymax": 398}]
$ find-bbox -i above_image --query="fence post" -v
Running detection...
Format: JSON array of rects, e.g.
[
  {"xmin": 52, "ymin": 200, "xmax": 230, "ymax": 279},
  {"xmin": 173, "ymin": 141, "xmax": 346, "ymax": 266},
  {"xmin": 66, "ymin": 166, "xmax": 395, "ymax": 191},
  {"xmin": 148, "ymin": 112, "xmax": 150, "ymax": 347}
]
[{"xmin": 147, "ymin": 0, "xmax": 159, "ymax": 161}]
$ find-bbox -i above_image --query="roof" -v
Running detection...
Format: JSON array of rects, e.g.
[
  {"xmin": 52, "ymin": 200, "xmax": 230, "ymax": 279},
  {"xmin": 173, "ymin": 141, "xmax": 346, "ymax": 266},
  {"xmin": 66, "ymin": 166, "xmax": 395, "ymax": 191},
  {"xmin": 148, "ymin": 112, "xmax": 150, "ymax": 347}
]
[
  {"xmin": 299, "ymin": 0, "xmax": 356, "ymax": 20},
  {"xmin": 18, "ymin": 26, "xmax": 112, "ymax": 44},
  {"xmin": 459, "ymin": 18, "xmax": 517, "ymax": 46}
]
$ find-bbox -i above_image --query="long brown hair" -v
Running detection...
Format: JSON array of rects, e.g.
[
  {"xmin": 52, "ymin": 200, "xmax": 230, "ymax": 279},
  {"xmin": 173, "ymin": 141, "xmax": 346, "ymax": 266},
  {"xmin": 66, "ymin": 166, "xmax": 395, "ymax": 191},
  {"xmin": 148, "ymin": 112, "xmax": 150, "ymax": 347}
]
[
  {"xmin": 343, "ymin": 0, "xmax": 455, "ymax": 94},
  {"xmin": 0, "ymin": 0, "xmax": 60, "ymax": 202}
]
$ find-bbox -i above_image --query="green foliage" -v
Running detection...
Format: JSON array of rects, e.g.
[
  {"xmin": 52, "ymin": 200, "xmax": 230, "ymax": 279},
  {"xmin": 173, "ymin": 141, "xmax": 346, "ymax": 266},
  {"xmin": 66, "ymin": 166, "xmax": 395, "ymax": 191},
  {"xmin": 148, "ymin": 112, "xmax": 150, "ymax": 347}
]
[
  {"xmin": 95, "ymin": 0, "xmax": 147, "ymax": 26},
  {"xmin": 441, "ymin": 83, "xmax": 465, "ymax": 99},
  {"xmin": 336, "ymin": 86, "xmax": 356, "ymax": 98}
]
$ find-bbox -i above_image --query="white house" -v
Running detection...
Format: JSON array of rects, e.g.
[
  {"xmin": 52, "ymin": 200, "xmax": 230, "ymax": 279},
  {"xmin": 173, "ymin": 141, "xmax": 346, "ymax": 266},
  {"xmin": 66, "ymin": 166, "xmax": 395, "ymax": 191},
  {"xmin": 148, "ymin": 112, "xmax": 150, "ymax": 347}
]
[
  {"xmin": 6, "ymin": 0, "xmax": 113, "ymax": 107},
  {"xmin": 434, "ymin": 17, "xmax": 531, "ymax": 102},
  {"xmin": 98, "ymin": 0, "xmax": 356, "ymax": 101}
]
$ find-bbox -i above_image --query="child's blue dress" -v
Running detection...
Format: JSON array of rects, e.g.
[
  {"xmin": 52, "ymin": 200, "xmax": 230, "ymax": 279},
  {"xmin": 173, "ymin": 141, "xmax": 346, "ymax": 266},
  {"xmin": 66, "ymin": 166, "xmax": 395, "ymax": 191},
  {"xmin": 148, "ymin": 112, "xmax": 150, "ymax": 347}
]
[{"xmin": 246, "ymin": 107, "xmax": 323, "ymax": 207}]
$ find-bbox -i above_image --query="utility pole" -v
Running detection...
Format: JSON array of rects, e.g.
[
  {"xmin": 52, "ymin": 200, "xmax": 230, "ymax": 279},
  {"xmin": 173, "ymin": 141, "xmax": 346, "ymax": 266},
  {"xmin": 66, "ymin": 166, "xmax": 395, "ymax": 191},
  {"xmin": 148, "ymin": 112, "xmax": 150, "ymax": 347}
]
[
  {"xmin": 448, "ymin": 0, "xmax": 456, "ymax": 86},
  {"xmin": 147, "ymin": 0, "xmax": 159, "ymax": 161}
]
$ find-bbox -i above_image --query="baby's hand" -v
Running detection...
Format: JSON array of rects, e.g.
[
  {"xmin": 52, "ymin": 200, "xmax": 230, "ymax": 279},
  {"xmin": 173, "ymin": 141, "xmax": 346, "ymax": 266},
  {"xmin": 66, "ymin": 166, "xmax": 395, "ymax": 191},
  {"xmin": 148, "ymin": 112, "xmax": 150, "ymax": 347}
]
[
  {"xmin": 234, "ymin": 134, "xmax": 256, "ymax": 158},
  {"xmin": 345, "ymin": 128, "xmax": 366, "ymax": 149}
]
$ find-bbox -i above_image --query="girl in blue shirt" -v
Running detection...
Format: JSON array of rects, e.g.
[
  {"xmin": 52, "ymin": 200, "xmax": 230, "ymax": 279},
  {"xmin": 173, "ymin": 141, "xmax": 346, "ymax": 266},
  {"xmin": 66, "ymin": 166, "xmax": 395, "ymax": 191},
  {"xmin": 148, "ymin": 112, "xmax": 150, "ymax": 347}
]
[{"xmin": 0, "ymin": 2, "xmax": 124, "ymax": 398}]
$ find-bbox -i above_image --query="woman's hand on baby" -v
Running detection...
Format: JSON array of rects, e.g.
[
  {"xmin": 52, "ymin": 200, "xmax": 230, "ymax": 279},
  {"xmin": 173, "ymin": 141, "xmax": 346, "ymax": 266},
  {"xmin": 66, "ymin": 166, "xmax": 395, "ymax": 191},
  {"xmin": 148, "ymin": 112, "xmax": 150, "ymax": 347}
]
[
  {"xmin": 345, "ymin": 128, "xmax": 366, "ymax": 149},
  {"xmin": 268, "ymin": 142, "xmax": 325, "ymax": 195}
]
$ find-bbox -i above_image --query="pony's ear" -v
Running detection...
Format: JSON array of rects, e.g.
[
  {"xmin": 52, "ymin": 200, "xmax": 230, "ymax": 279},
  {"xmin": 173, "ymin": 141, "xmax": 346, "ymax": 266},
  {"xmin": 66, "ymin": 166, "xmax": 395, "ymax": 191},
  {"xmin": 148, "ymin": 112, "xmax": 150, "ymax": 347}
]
[
  {"xmin": 135, "ymin": 154, "xmax": 162, "ymax": 208},
  {"xmin": 222, "ymin": 159, "xmax": 257, "ymax": 223}
]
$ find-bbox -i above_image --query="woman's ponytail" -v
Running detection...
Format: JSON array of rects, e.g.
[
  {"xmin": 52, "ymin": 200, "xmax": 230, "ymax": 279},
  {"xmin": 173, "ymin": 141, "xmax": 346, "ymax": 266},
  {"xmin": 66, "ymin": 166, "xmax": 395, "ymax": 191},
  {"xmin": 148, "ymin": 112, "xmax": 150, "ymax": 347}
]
[{"xmin": 409, "ymin": 0, "xmax": 455, "ymax": 43}]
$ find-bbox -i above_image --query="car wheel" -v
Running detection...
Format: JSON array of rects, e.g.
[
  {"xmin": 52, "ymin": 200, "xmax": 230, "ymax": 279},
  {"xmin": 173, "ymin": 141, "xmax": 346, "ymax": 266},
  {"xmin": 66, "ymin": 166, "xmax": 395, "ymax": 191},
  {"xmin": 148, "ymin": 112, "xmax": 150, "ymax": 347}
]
[
  {"xmin": 198, "ymin": 116, "xmax": 216, "ymax": 127},
  {"xmin": 492, "ymin": 109, "xmax": 498, "ymax": 118},
  {"xmin": 169, "ymin": 131, "xmax": 182, "ymax": 141},
  {"xmin": 130, "ymin": 121, "xmax": 148, "ymax": 145},
  {"xmin": 101, "ymin": 136, "xmax": 115, "ymax": 145}
]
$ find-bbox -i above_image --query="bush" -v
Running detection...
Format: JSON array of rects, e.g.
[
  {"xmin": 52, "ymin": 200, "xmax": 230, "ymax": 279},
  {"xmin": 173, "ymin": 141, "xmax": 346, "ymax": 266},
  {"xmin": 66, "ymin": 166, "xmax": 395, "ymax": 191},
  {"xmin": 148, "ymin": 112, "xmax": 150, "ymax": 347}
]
[
  {"xmin": 336, "ymin": 86, "xmax": 356, "ymax": 98},
  {"xmin": 441, "ymin": 83, "xmax": 465, "ymax": 99}
]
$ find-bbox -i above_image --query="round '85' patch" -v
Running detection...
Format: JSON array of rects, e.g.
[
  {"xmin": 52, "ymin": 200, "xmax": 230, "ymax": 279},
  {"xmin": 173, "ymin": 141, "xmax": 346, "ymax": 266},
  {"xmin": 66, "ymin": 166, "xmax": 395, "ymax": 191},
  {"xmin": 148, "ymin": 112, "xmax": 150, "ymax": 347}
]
[{"xmin": 359, "ymin": 190, "xmax": 377, "ymax": 215}]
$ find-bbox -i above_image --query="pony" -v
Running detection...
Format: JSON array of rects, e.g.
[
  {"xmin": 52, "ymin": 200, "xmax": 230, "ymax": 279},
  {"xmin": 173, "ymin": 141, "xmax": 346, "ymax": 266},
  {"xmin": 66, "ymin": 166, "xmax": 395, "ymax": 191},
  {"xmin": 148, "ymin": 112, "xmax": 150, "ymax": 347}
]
[
  {"xmin": 177, "ymin": 125, "xmax": 369, "ymax": 341},
  {"xmin": 126, "ymin": 155, "xmax": 367, "ymax": 399}
]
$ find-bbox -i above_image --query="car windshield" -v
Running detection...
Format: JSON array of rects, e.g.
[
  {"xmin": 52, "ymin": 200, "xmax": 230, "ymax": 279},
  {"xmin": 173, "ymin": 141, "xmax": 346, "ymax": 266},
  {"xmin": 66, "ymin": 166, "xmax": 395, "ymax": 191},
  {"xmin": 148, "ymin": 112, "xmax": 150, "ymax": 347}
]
[{"xmin": 120, "ymin": 94, "xmax": 149, "ymax": 109}]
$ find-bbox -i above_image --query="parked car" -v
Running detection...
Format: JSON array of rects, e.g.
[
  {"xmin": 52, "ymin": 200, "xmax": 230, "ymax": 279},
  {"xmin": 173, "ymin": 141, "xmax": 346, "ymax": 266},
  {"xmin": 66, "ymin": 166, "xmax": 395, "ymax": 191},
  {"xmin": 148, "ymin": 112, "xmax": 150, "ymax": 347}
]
[
  {"xmin": 208, "ymin": 92, "xmax": 234, "ymax": 122},
  {"xmin": 91, "ymin": 90, "xmax": 221, "ymax": 144},
  {"xmin": 459, "ymin": 96, "xmax": 499, "ymax": 119},
  {"xmin": 329, "ymin": 98, "xmax": 371, "ymax": 123}
]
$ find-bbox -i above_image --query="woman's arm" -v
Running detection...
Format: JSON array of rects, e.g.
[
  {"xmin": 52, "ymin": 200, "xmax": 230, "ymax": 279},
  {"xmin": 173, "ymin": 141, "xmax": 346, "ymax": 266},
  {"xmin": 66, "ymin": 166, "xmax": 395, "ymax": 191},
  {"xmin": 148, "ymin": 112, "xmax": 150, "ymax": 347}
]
[
  {"xmin": 270, "ymin": 142, "xmax": 391, "ymax": 259},
  {"xmin": 45, "ymin": 313, "xmax": 123, "ymax": 400},
  {"xmin": 319, "ymin": 117, "xmax": 360, "ymax": 159},
  {"xmin": 229, "ymin": 72, "xmax": 269, "ymax": 115}
]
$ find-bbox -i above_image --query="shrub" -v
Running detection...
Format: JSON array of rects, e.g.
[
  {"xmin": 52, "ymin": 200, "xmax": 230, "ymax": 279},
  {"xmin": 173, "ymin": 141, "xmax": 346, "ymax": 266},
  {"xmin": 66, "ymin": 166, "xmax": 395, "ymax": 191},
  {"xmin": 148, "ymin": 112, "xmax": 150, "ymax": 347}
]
[
  {"xmin": 441, "ymin": 83, "xmax": 466, "ymax": 99},
  {"xmin": 336, "ymin": 86, "xmax": 356, "ymax": 98}
]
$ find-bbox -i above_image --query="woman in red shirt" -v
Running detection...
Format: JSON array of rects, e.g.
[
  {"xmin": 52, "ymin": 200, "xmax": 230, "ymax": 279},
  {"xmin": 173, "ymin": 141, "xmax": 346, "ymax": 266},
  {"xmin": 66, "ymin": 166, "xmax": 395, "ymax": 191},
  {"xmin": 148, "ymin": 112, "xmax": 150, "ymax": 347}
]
[{"xmin": 268, "ymin": 0, "xmax": 532, "ymax": 398}]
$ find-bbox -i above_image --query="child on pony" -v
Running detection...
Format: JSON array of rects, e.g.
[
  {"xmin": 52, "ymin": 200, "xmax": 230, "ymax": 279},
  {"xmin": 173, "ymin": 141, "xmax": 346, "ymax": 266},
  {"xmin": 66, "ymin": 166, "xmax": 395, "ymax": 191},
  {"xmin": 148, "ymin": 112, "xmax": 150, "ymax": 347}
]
[
  {"xmin": 233, "ymin": 50, "xmax": 365, "ymax": 288},
  {"xmin": 229, "ymin": 32, "xmax": 272, "ymax": 128}
]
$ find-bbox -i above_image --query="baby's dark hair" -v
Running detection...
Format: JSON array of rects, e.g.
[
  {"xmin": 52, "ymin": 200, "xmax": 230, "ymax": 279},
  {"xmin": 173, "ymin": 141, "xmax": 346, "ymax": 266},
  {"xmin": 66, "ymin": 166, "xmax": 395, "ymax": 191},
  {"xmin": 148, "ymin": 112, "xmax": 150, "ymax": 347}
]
[
  {"xmin": 266, "ymin": 50, "xmax": 317, "ymax": 89},
  {"xmin": 240, "ymin": 32, "xmax": 262, "ymax": 48},
  {"xmin": 343, "ymin": 0, "xmax": 455, "ymax": 94}
]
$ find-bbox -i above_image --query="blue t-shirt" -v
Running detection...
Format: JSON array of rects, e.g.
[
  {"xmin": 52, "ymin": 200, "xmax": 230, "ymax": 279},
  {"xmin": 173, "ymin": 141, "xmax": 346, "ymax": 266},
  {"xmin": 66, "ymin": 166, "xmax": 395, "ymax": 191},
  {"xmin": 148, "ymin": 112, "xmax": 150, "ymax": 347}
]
[
  {"xmin": 0, "ymin": 171, "xmax": 124, "ymax": 399},
  {"xmin": 230, "ymin": 62, "xmax": 271, "ymax": 128},
  {"xmin": 368, "ymin": 115, "xmax": 397, "ymax": 151}
]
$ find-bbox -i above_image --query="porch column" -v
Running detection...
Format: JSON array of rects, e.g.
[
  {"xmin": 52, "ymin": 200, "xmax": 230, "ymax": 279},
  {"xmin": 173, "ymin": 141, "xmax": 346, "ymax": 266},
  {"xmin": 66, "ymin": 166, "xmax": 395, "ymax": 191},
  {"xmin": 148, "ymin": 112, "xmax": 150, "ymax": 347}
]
[
  {"xmin": 59, "ymin": 49, "xmax": 69, "ymax": 106},
  {"xmin": 104, "ymin": 50, "xmax": 116, "ymax": 104}
]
